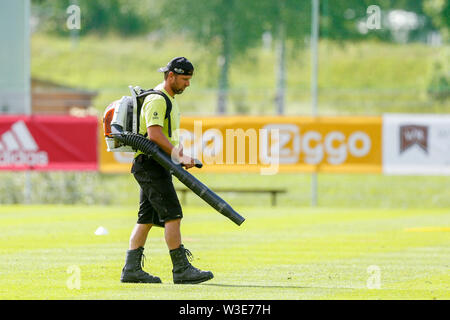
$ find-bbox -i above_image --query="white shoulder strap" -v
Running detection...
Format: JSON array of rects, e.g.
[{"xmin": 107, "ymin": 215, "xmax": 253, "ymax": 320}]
[{"xmin": 129, "ymin": 85, "xmax": 138, "ymax": 134}]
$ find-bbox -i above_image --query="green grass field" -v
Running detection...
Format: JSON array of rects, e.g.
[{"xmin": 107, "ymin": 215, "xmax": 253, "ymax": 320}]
[
  {"xmin": 0, "ymin": 204, "xmax": 448, "ymax": 300},
  {"xmin": 4, "ymin": 32, "xmax": 447, "ymax": 301}
]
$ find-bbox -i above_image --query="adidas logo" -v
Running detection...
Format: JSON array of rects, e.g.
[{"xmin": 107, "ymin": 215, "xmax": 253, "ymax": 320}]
[{"xmin": 0, "ymin": 121, "xmax": 48, "ymax": 167}]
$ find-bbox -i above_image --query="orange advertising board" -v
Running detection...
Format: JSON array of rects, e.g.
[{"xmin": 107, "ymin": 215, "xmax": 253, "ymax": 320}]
[{"xmin": 99, "ymin": 116, "xmax": 382, "ymax": 174}]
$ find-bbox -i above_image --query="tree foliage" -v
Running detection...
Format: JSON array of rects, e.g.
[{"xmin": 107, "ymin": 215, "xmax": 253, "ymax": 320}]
[
  {"xmin": 423, "ymin": 0, "xmax": 450, "ymax": 40},
  {"xmin": 160, "ymin": 0, "xmax": 272, "ymax": 113},
  {"xmin": 32, "ymin": 0, "xmax": 160, "ymax": 35},
  {"xmin": 320, "ymin": 0, "xmax": 438, "ymax": 41},
  {"xmin": 32, "ymin": 0, "xmax": 443, "ymax": 41},
  {"xmin": 31, "ymin": 0, "xmax": 448, "ymax": 111}
]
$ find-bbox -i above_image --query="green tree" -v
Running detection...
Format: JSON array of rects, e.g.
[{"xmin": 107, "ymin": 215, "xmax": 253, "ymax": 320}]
[
  {"xmin": 258, "ymin": 0, "xmax": 311, "ymax": 114},
  {"xmin": 423, "ymin": 0, "xmax": 449, "ymax": 102},
  {"xmin": 423, "ymin": 0, "xmax": 450, "ymax": 40},
  {"xmin": 32, "ymin": 0, "xmax": 159, "ymax": 35},
  {"xmin": 427, "ymin": 55, "xmax": 450, "ymax": 102},
  {"xmin": 161, "ymin": 0, "xmax": 267, "ymax": 114},
  {"xmin": 321, "ymin": 0, "xmax": 436, "ymax": 42}
]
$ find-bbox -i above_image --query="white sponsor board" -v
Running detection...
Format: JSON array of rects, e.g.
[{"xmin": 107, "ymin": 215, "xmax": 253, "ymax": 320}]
[{"xmin": 383, "ymin": 114, "xmax": 450, "ymax": 175}]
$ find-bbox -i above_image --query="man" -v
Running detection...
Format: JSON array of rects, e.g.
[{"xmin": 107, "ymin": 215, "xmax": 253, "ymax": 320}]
[{"xmin": 120, "ymin": 57, "xmax": 214, "ymax": 284}]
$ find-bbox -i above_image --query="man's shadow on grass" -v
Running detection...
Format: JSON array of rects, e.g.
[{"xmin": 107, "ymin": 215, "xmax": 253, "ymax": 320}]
[{"xmin": 201, "ymin": 283, "xmax": 355, "ymax": 290}]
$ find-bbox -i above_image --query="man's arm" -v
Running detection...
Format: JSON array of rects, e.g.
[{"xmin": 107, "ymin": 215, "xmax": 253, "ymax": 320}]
[{"xmin": 147, "ymin": 125, "xmax": 195, "ymax": 169}]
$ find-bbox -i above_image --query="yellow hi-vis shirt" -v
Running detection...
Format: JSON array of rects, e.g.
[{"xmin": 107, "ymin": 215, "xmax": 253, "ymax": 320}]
[{"xmin": 135, "ymin": 83, "xmax": 180, "ymax": 158}]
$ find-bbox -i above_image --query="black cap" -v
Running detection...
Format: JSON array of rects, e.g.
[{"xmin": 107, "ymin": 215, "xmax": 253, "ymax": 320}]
[{"xmin": 158, "ymin": 57, "xmax": 194, "ymax": 76}]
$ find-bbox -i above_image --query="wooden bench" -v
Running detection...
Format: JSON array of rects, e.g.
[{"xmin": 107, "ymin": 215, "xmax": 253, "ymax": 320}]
[{"xmin": 175, "ymin": 187, "xmax": 287, "ymax": 207}]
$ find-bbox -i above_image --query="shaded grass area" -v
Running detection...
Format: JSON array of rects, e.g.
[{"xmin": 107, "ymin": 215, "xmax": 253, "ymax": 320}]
[
  {"xmin": 1, "ymin": 172, "xmax": 449, "ymax": 209},
  {"xmin": 0, "ymin": 205, "xmax": 448, "ymax": 299},
  {"xmin": 170, "ymin": 172, "xmax": 450, "ymax": 209}
]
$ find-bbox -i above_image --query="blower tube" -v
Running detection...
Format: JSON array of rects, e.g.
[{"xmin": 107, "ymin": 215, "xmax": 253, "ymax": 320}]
[{"xmin": 112, "ymin": 130, "xmax": 245, "ymax": 226}]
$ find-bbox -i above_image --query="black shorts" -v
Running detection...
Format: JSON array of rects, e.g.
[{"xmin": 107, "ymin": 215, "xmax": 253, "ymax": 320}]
[{"xmin": 131, "ymin": 154, "xmax": 183, "ymax": 227}]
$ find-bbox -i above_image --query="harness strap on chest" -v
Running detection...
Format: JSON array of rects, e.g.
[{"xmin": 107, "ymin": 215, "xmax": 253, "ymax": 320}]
[{"xmin": 137, "ymin": 90, "xmax": 173, "ymax": 138}]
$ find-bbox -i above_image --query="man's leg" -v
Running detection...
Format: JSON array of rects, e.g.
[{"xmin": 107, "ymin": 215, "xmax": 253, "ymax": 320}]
[
  {"xmin": 165, "ymin": 218, "xmax": 214, "ymax": 284},
  {"xmin": 129, "ymin": 223, "xmax": 152, "ymax": 250},
  {"xmin": 164, "ymin": 219, "xmax": 181, "ymax": 250},
  {"xmin": 122, "ymin": 155, "xmax": 165, "ymax": 284},
  {"xmin": 121, "ymin": 223, "xmax": 161, "ymax": 283}
]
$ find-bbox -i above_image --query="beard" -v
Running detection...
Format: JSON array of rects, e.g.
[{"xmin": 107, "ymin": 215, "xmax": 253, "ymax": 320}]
[{"xmin": 172, "ymin": 84, "xmax": 185, "ymax": 95}]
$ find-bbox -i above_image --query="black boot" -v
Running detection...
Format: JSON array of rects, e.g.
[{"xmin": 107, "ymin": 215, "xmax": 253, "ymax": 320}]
[
  {"xmin": 170, "ymin": 245, "xmax": 214, "ymax": 284},
  {"xmin": 120, "ymin": 247, "xmax": 162, "ymax": 283}
]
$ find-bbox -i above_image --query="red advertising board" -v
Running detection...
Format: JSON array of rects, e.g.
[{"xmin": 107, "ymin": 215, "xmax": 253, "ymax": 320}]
[{"xmin": 0, "ymin": 116, "xmax": 98, "ymax": 171}]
